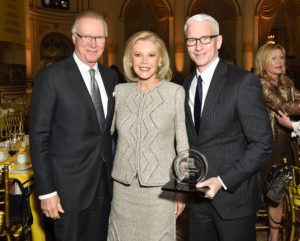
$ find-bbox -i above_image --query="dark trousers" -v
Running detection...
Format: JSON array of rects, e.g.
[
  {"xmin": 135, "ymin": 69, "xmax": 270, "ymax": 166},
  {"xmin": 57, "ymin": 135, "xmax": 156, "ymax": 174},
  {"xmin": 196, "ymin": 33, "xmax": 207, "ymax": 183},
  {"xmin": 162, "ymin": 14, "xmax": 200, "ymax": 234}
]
[
  {"xmin": 44, "ymin": 217, "xmax": 56, "ymax": 241},
  {"xmin": 53, "ymin": 163, "xmax": 111, "ymax": 241},
  {"xmin": 189, "ymin": 199, "xmax": 257, "ymax": 241}
]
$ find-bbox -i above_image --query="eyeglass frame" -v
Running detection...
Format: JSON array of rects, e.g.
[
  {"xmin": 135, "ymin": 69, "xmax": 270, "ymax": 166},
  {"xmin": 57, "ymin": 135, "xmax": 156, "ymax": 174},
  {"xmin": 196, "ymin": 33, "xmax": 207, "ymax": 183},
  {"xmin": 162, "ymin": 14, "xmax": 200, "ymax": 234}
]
[
  {"xmin": 74, "ymin": 32, "xmax": 107, "ymax": 43},
  {"xmin": 184, "ymin": 35, "xmax": 219, "ymax": 46}
]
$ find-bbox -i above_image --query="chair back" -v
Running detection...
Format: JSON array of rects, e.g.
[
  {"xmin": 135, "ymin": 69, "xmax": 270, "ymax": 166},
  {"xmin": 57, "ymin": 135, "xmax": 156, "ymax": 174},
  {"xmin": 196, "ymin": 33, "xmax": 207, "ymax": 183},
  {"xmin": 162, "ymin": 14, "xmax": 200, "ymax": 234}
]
[
  {"xmin": 0, "ymin": 125, "xmax": 8, "ymax": 140},
  {"xmin": 286, "ymin": 165, "xmax": 300, "ymax": 241},
  {"xmin": 4, "ymin": 112, "xmax": 24, "ymax": 126},
  {"xmin": 4, "ymin": 112, "xmax": 25, "ymax": 138},
  {"xmin": 0, "ymin": 164, "xmax": 11, "ymax": 240},
  {"xmin": 0, "ymin": 164, "xmax": 34, "ymax": 240}
]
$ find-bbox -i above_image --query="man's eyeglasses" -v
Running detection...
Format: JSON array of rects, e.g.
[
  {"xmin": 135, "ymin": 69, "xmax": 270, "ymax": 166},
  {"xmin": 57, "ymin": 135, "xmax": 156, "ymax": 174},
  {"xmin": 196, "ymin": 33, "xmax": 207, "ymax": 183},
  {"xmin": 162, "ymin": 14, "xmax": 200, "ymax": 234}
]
[
  {"xmin": 185, "ymin": 35, "xmax": 219, "ymax": 46},
  {"xmin": 74, "ymin": 32, "xmax": 106, "ymax": 43}
]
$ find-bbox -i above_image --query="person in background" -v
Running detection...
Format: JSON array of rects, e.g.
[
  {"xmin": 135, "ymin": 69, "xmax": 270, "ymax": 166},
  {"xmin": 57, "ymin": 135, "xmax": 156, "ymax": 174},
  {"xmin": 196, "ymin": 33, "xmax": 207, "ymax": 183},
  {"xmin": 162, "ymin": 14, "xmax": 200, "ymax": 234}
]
[
  {"xmin": 183, "ymin": 13, "xmax": 273, "ymax": 241},
  {"xmin": 254, "ymin": 43, "xmax": 300, "ymax": 241},
  {"xmin": 107, "ymin": 31, "xmax": 188, "ymax": 241},
  {"xmin": 30, "ymin": 10, "xmax": 118, "ymax": 241},
  {"xmin": 110, "ymin": 64, "xmax": 126, "ymax": 83}
]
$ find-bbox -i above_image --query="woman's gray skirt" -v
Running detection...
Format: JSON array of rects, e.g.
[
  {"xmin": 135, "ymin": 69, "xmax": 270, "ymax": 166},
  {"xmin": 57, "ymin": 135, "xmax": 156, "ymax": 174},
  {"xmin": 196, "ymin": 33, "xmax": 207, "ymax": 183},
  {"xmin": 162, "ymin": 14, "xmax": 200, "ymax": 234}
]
[{"xmin": 108, "ymin": 178, "xmax": 176, "ymax": 241}]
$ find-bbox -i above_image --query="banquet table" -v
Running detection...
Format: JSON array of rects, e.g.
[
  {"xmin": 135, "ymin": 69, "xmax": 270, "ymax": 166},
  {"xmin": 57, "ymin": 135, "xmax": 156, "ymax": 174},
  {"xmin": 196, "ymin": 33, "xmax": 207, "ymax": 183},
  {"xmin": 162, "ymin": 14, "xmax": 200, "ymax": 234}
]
[{"xmin": 9, "ymin": 164, "xmax": 46, "ymax": 241}]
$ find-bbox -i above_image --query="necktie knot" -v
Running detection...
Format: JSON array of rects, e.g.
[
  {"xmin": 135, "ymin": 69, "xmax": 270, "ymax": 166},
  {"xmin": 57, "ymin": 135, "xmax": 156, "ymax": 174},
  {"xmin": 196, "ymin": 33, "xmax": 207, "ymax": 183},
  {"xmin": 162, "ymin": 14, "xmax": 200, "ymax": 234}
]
[
  {"xmin": 198, "ymin": 75, "xmax": 202, "ymax": 83},
  {"xmin": 89, "ymin": 68, "xmax": 96, "ymax": 83}
]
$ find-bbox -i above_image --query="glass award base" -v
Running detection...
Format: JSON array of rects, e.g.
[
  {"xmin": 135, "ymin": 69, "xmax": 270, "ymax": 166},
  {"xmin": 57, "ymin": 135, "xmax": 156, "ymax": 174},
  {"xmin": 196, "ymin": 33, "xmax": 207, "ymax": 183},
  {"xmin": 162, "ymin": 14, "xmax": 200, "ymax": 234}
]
[{"xmin": 162, "ymin": 179, "xmax": 209, "ymax": 195}]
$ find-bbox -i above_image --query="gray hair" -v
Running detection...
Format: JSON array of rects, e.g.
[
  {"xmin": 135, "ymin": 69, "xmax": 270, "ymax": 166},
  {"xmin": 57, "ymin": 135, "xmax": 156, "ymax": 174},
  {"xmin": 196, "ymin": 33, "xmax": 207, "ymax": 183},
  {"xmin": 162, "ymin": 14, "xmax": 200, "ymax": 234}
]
[
  {"xmin": 71, "ymin": 10, "xmax": 108, "ymax": 37},
  {"xmin": 184, "ymin": 14, "xmax": 219, "ymax": 36}
]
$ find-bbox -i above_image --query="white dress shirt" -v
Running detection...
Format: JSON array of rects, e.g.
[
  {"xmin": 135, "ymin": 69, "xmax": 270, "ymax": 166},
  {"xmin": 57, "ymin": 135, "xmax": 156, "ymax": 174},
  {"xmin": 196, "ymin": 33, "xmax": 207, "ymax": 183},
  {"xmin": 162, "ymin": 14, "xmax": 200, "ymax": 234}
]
[
  {"xmin": 292, "ymin": 121, "xmax": 300, "ymax": 138},
  {"xmin": 188, "ymin": 57, "xmax": 219, "ymax": 120},
  {"xmin": 188, "ymin": 57, "xmax": 227, "ymax": 190},
  {"xmin": 73, "ymin": 52, "xmax": 108, "ymax": 117},
  {"xmin": 39, "ymin": 52, "xmax": 108, "ymax": 200}
]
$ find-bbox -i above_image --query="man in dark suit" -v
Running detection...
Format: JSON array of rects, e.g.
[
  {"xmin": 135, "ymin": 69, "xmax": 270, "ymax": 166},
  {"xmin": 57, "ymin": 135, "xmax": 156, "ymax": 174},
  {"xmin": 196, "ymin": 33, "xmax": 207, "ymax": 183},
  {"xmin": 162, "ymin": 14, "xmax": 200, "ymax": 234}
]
[
  {"xmin": 183, "ymin": 14, "xmax": 273, "ymax": 241},
  {"xmin": 30, "ymin": 10, "xmax": 118, "ymax": 241}
]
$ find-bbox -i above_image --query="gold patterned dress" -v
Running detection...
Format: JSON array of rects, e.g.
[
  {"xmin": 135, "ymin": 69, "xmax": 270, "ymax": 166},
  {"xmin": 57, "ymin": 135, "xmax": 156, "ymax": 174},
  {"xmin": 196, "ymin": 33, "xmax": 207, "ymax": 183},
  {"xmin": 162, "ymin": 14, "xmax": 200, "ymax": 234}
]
[{"xmin": 259, "ymin": 73, "xmax": 300, "ymax": 189}]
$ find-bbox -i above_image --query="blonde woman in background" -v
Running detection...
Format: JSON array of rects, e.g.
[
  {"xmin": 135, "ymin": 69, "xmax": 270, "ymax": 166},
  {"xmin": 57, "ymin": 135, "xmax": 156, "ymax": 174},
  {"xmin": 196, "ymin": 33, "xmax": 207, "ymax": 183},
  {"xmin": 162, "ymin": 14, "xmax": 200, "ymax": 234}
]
[
  {"xmin": 107, "ymin": 31, "xmax": 188, "ymax": 241},
  {"xmin": 254, "ymin": 43, "xmax": 300, "ymax": 241}
]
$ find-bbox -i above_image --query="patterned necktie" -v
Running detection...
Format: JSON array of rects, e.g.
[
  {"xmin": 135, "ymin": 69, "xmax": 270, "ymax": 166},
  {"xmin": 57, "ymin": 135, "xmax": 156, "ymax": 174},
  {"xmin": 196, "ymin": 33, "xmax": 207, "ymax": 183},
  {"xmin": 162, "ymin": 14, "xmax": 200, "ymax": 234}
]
[
  {"xmin": 89, "ymin": 69, "xmax": 105, "ymax": 131},
  {"xmin": 194, "ymin": 75, "xmax": 203, "ymax": 134}
]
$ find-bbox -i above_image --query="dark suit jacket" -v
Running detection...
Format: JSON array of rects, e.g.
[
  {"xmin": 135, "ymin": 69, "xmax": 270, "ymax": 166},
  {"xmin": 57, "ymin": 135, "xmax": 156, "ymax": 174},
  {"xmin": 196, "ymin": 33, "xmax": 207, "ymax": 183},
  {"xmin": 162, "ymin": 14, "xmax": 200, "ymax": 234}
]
[
  {"xmin": 29, "ymin": 55, "xmax": 118, "ymax": 211},
  {"xmin": 184, "ymin": 60, "xmax": 273, "ymax": 219}
]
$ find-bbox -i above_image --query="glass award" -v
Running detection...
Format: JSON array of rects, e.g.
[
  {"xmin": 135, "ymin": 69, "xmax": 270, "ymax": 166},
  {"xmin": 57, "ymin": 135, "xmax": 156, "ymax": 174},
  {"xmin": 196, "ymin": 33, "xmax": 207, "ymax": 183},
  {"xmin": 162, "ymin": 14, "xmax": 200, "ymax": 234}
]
[{"xmin": 162, "ymin": 149, "xmax": 209, "ymax": 194}]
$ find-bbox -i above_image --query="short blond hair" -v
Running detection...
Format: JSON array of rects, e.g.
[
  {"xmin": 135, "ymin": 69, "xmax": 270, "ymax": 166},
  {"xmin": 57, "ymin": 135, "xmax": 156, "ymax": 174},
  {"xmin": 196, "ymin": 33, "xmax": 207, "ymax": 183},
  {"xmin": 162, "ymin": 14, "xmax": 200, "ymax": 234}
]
[
  {"xmin": 123, "ymin": 31, "xmax": 172, "ymax": 82},
  {"xmin": 254, "ymin": 43, "xmax": 287, "ymax": 82}
]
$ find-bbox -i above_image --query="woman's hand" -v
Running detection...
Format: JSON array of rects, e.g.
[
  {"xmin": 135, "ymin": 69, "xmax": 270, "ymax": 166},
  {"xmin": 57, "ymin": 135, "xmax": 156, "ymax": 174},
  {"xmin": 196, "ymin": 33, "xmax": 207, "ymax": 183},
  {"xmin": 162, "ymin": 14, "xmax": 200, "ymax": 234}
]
[
  {"xmin": 275, "ymin": 110, "xmax": 292, "ymax": 129},
  {"xmin": 174, "ymin": 193, "xmax": 186, "ymax": 218}
]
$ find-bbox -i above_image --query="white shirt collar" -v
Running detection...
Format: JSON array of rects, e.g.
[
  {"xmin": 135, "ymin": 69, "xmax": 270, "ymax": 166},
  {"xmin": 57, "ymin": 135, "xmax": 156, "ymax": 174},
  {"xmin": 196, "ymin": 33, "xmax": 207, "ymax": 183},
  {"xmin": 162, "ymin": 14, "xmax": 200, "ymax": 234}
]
[
  {"xmin": 72, "ymin": 52, "xmax": 108, "ymax": 117},
  {"xmin": 73, "ymin": 52, "xmax": 98, "ymax": 74},
  {"xmin": 188, "ymin": 57, "xmax": 220, "ymax": 117},
  {"xmin": 196, "ymin": 57, "xmax": 220, "ymax": 83}
]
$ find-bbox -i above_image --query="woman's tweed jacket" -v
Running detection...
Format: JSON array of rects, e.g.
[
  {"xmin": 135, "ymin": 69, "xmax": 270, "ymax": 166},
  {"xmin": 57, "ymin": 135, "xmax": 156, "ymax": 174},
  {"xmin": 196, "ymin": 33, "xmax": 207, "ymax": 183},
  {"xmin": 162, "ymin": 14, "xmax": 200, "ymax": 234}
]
[{"xmin": 111, "ymin": 81, "xmax": 189, "ymax": 186}]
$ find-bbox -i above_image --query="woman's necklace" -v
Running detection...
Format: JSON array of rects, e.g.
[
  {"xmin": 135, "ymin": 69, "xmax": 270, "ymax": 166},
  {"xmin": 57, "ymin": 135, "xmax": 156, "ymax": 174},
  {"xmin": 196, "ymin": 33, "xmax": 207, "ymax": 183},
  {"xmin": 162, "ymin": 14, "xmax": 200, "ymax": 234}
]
[{"xmin": 263, "ymin": 72, "xmax": 280, "ymax": 87}]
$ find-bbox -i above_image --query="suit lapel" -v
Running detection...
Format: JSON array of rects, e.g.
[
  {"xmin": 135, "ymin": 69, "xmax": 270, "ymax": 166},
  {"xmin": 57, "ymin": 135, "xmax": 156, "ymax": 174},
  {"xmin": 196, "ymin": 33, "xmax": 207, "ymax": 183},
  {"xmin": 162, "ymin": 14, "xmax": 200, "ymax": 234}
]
[
  {"xmin": 98, "ymin": 63, "xmax": 114, "ymax": 131},
  {"xmin": 200, "ymin": 61, "xmax": 227, "ymax": 135},
  {"xmin": 65, "ymin": 56, "xmax": 101, "ymax": 133},
  {"xmin": 184, "ymin": 72, "xmax": 198, "ymax": 137}
]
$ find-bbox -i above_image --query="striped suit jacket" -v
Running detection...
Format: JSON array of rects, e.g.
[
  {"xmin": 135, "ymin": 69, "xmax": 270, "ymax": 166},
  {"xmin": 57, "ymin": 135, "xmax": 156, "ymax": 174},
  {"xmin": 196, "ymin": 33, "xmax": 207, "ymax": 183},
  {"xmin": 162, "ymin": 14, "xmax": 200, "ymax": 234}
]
[{"xmin": 183, "ymin": 60, "xmax": 273, "ymax": 219}]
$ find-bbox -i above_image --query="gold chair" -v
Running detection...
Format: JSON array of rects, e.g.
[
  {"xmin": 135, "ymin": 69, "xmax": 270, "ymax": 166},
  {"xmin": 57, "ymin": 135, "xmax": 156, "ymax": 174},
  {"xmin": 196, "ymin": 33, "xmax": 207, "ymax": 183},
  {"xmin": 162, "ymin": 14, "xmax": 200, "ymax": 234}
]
[
  {"xmin": 286, "ymin": 165, "xmax": 300, "ymax": 241},
  {"xmin": 0, "ymin": 124, "xmax": 24, "ymax": 141},
  {"xmin": 4, "ymin": 112, "xmax": 25, "ymax": 138},
  {"xmin": 0, "ymin": 124, "xmax": 8, "ymax": 140},
  {"xmin": 0, "ymin": 164, "xmax": 12, "ymax": 241},
  {"xmin": 0, "ymin": 164, "xmax": 33, "ymax": 241},
  {"xmin": 8, "ymin": 178, "xmax": 33, "ymax": 241},
  {"xmin": 256, "ymin": 199, "xmax": 288, "ymax": 241},
  {"xmin": 4, "ymin": 112, "xmax": 24, "ymax": 126}
]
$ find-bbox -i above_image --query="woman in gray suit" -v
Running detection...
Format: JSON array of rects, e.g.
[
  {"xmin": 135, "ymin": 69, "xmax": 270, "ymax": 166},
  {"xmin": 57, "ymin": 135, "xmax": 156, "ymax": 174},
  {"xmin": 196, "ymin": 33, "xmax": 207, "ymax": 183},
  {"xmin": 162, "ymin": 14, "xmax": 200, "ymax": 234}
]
[{"xmin": 107, "ymin": 31, "xmax": 189, "ymax": 241}]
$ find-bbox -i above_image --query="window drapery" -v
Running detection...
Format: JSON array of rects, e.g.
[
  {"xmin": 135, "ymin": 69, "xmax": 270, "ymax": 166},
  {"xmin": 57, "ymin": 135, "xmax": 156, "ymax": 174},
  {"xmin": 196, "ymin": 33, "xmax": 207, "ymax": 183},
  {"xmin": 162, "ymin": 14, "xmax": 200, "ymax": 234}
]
[{"xmin": 258, "ymin": 0, "xmax": 300, "ymax": 52}]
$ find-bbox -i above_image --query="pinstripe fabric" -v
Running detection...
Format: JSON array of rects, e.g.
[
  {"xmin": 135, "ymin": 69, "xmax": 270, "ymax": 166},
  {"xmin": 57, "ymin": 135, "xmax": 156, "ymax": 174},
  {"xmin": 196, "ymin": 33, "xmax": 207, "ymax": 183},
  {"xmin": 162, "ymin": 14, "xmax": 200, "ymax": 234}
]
[
  {"xmin": 184, "ymin": 60, "xmax": 273, "ymax": 221},
  {"xmin": 189, "ymin": 200, "xmax": 257, "ymax": 241}
]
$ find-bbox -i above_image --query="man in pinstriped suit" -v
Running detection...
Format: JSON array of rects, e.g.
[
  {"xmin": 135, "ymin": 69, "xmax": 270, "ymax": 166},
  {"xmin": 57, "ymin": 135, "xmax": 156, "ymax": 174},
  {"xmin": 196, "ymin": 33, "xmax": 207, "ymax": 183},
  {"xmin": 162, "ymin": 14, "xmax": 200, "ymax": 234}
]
[{"xmin": 183, "ymin": 14, "xmax": 273, "ymax": 241}]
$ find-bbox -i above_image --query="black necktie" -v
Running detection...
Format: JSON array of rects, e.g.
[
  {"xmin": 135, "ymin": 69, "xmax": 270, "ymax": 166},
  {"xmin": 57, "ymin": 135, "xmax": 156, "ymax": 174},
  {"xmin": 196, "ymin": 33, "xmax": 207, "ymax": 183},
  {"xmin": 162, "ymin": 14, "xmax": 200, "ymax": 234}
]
[
  {"xmin": 89, "ymin": 69, "xmax": 105, "ymax": 131},
  {"xmin": 194, "ymin": 75, "xmax": 202, "ymax": 134}
]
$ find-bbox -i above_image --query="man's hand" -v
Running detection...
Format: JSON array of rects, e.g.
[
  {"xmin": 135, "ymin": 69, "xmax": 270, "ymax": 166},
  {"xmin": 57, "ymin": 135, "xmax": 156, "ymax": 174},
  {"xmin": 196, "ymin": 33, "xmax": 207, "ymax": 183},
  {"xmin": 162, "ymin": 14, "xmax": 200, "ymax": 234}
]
[
  {"xmin": 41, "ymin": 194, "xmax": 65, "ymax": 219},
  {"xmin": 174, "ymin": 193, "xmax": 186, "ymax": 218},
  {"xmin": 196, "ymin": 177, "xmax": 222, "ymax": 199}
]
